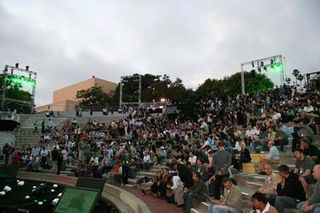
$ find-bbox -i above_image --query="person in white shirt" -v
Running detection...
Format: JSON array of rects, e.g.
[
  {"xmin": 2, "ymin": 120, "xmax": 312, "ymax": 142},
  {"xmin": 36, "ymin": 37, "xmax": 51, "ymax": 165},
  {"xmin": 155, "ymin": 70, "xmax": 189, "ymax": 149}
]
[
  {"xmin": 170, "ymin": 173, "xmax": 184, "ymax": 206},
  {"xmin": 90, "ymin": 153, "xmax": 99, "ymax": 166},
  {"xmin": 143, "ymin": 151, "xmax": 151, "ymax": 171},
  {"xmin": 188, "ymin": 152, "xmax": 197, "ymax": 166},
  {"xmin": 272, "ymin": 111, "xmax": 282, "ymax": 121},
  {"xmin": 303, "ymin": 103, "xmax": 314, "ymax": 113}
]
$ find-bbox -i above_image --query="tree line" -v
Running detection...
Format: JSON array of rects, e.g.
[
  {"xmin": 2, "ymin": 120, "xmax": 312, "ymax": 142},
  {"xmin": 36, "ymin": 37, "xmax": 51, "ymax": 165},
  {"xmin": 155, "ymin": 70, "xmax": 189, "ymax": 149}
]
[{"xmin": 76, "ymin": 71, "xmax": 273, "ymax": 110}]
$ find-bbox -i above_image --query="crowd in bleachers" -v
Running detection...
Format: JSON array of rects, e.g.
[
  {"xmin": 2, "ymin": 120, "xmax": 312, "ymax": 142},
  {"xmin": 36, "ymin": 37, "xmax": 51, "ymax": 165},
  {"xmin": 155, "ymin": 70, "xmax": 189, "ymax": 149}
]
[{"xmin": 3, "ymin": 84, "xmax": 320, "ymax": 213}]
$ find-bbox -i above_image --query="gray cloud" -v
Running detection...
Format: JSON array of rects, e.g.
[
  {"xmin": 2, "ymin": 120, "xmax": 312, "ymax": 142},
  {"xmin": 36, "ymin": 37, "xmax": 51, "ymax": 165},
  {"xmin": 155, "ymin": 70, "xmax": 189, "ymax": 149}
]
[{"xmin": 0, "ymin": 0, "xmax": 319, "ymax": 105}]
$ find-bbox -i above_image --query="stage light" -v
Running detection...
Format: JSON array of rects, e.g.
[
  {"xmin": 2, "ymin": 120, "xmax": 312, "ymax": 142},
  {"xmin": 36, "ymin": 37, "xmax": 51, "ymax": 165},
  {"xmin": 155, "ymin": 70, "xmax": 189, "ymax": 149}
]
[
  {"xmin": 292, "ymin": 69, "xmax": 300, "ymax": 77},
  {"xmin": 263, "ymin": 66, "xmax": 267, "ymax": 71},
  {"xmin": 257, "ymin": 67, "xmax": 261, "ymax": 73},
  {"xmin": 4, "ymin": 65, "xmax": 8, "ymax": 72},
  {"xmin": 260, "ymin": 61, "xmax": 264, "ymax": 67},
  {"xmin": 26, "ymin": 66, "xmax": 29, "ymax": 71},
  {"xmin": 15, "ymin": 63, "xmax": 19, "ymax": 68},
  {"xmin": 297, "ymin": 74, "xmax": 304, "ymax": 81},
  {"xmin": 251, "ymin": 61, "xmax": 254, "ymax": 67},
  {"xmin": 272, "ymin": 63, "xmax": 283, "ymax": 72},
  {"xmin": 286, "ymin": 78, "xmax": 291, "ymax": 83},
  {"xmin": 270, "ymin": 59, "xmax": 274, "ymax": 64}
]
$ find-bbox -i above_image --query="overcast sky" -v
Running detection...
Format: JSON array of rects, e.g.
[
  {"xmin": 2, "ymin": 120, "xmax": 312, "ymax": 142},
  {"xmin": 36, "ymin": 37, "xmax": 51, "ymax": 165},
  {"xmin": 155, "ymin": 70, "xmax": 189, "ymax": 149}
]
[{"xmin": 0, "ymin": 0, "xmax": 319, "ymax": 106}]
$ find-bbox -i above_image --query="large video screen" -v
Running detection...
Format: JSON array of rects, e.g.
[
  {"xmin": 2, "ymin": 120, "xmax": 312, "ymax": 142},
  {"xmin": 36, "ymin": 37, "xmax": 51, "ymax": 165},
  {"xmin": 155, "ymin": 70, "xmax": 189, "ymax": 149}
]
[{"xmin": 54, "ymin": 187, "xmax": 98, "ymax": 213}]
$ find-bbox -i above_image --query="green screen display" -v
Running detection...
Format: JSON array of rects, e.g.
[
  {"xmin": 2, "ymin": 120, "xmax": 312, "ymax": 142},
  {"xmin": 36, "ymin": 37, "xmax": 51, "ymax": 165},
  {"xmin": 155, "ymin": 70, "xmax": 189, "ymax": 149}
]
[{"xmin": 54, "ymin": 187, "xmax": 98, "ymax": 213}]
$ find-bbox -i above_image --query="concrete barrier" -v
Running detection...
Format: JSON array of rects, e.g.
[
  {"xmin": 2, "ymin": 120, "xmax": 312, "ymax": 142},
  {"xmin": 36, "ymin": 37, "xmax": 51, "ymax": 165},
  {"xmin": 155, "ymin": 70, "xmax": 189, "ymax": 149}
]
[{"xmin": 17, "ymin": 171, "xmax": 151, "ymax": 213}]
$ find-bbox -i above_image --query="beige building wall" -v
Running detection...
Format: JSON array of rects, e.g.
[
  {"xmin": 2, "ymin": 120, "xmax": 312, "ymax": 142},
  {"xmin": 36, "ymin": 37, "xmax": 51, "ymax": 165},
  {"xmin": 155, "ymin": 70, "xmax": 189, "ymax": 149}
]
[{"xmin": 36, "ymin": 77, "xmax": 117, "ymax": 112}]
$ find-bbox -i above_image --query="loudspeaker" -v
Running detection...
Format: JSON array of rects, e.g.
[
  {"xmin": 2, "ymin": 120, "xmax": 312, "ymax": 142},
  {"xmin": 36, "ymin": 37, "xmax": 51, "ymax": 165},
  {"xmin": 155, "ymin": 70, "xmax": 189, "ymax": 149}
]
[
  {"xmin": 76, "ymin": 177, "xmax": 105, "ymax": 197},
  {"xmin": 0, "ymin": 165, "xmax": 18, "ymax": 180}
]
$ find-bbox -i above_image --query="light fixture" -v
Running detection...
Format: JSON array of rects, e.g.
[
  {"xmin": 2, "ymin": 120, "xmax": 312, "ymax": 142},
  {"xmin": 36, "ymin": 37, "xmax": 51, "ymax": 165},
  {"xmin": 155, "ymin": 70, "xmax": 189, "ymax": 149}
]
[{"xmin": 15, "ymin": 63, "xmax": 19, "ymax": 68}]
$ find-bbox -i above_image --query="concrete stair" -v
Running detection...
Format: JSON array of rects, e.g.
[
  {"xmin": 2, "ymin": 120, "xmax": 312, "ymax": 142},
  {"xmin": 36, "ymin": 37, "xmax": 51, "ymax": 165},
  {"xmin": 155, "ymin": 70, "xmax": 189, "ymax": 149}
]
[
  {"xmin": 20, "ymin": 117, "xmax": 67, "ymax": 128},
  {"xmin": 15, "ymin": 129, "xmax": 43, "ymax": 147}
]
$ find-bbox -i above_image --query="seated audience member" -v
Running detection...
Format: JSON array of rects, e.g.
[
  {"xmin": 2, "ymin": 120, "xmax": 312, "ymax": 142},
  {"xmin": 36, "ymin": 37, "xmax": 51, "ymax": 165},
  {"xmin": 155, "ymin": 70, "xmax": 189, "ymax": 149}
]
[
  {"xmin": 274, "ymin": 126, "xmax": 288, "ymax": 152},
  {"xmin": 301, "ymin": 137, "xmax": 320, "ymax": 164},
  {"xmin": 207, "ymin": 177, "xmax": 241, "ymax": 213},
  {"xmin": 267, "ymin": 141, "xmax": 280, "ymax": 163},
  {"xmin": 169, "ymin": 172, "xmax": 184, "ymax": 206},
  {"xmin": 252, "ymin": 192, "xmax": 278, "ymax": 213},
  {"xmin": 236, "ymin": 141, "xmax": 251, "ymax": 171},
  {"xmin": 184, "ymin": 171, "xmax": 208, "ymax": 212},
  {"xmin": 275, "ymin": 165, "xmax": 306, "ymax": 213},
  {"xmin": 188, "ymin": 151, "xmax": 197, "ymax": 166},
  {"xmin": 294, "ymin": 148, "xmax": 316, "ymax": 194},
  {"xmin": 75, "ymin": 160, "xmax": 86, "ymax": 177},
  {"xmin": 297, "ymin": 164, "xmax": 320, "ymax": 213},
  {"xmin": 260, "ymin": 141, "xmax": 280, "ymax": 171},
  {"xmin": 259, "ymin": 164, "xmax": 281, "ymax": 205}
]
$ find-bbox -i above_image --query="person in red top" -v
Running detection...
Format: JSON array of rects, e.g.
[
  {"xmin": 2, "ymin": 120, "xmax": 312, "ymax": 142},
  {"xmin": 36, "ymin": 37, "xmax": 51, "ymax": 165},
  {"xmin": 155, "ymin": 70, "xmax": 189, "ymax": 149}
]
[{"xmin": 11, "ymin": 151, "xmax": 22, "ymax": 166}]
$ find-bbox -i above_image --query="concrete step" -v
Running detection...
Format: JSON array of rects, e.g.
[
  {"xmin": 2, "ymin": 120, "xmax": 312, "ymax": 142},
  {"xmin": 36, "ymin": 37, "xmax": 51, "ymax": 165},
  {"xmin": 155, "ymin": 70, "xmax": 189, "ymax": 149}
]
[
  {"xmin": 200, "ymin": 202, "xmax": 210, "ymax": 213},
  {"xmin": 150, "ymin": 165, "xmax": 169, "ymax": 170},
  {"xmin": 190, "ymin": 208, "xmax": 200, "ymax": 213},
  {"xmin": 235, "ymin": 174, "xmax": 266, "ymax": 186},
  {"xmin": 136, "ymin": 171, "xmax": 158, "ymax": 177}
]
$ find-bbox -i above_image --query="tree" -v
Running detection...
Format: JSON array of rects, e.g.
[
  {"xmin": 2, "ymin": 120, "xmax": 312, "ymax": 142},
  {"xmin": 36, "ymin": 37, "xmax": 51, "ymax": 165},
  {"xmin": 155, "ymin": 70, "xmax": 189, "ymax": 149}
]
[
  {"xmin": 76, "ymin": 86, "xmax": 112, "ymax": 111},
  {"xmin": 195, "ymin": 72, "xmax": 273, "ymax": 99}
]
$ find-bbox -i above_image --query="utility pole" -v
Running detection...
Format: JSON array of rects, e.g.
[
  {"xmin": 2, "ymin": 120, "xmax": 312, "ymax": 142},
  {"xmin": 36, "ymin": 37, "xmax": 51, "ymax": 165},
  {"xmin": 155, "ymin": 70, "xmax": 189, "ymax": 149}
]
[{"xmin": 138, "ymin": 74, "xmax": 142, "ymax": 106}]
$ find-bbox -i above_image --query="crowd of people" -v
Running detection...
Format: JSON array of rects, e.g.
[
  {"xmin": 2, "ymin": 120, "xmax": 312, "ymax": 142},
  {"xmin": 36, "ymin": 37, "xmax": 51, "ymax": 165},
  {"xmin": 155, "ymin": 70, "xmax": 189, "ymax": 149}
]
[{"xmin": 2, "ymin": 84, "xmax": 320, "ymax": 213}]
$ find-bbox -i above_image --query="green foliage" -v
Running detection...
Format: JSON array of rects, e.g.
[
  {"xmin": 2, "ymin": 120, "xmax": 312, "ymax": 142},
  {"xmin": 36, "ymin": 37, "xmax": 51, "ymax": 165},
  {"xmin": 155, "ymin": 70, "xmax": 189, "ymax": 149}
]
[
  {"xmin": 195, "ymin": 72, "xmax": 273, "ymax": 99},
  {"xmin": 112, "ymin": 74, "xmax": 193, "ymax": 104},
  {"xmin": 76, "ymin": 86, "xmax": 112, "ymax": 110}
]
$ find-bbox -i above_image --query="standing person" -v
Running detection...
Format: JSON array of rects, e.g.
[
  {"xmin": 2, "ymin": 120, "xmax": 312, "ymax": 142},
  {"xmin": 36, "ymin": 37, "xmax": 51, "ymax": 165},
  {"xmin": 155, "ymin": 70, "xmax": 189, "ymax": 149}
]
[
  {"xmin": 210, "ymin": 141, "xmax": 232, "ymax": 199},
  {"xmin": 2, "ymin": 143, "xmax": 13, "ymax": 165},
  {"xmin": 121, "ymin": 149, "xmax": 131, "ymax": 185},
  {"xmin": 33, "ymin": 121, "xmax": 38, "ymax": 133},
  {"xmin": 57, "ymin": 150, "xmax": 63, "ymax": 175},
  {"xmin": 40, "ymin": 146, "xmax": 49, "ymax": 171},
  {"xmin": 41, "ymin": 120, "xmax": 45, "ymax": 133},
  {"xmin": 51, "ymin": 147, "xmax": 58, "ymax": 172}
]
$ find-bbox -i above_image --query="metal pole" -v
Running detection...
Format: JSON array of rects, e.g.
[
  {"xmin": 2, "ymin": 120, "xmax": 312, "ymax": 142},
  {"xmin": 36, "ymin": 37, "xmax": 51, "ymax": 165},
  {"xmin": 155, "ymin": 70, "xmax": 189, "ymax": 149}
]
[
  {"xmin": 138, "ymin": 75, "xmax": 142, "ymax": 106},
  {"xmin": 1, "ymin": 72, "xmax": 7, "ymax": 110},
  {"xmin": 30, "ymin": 72, "xmax": 37, "ymax": 113},
  {"xmin": 119, "ymin": 78, "xmax": 123, "ymax": 108},
  {"xmin": 241, "ymin": 65, "xmax": 245, "ymax": 95}
]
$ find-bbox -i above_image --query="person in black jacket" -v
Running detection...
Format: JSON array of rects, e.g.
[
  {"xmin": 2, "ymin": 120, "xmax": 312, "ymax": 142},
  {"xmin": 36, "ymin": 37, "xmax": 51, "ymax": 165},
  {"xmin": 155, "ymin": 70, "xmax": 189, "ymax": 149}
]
[
  {"xmin": 57, "ymin": 150, "xmax": 63, "ymax": 175},
  {"xmin": 2, "ymin": 143, "xmax": 13, "ymax": 165},
  {"xmin": 275, "ymin": 165, "xmax": 306, "ymax": 213},
  {"xmin": 238, "ymin": 141, "xmax": 252, "ymax": 170},
  {"xmin": 177, "ymin": 162, "xmax": 194, "ymax": 188}
]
